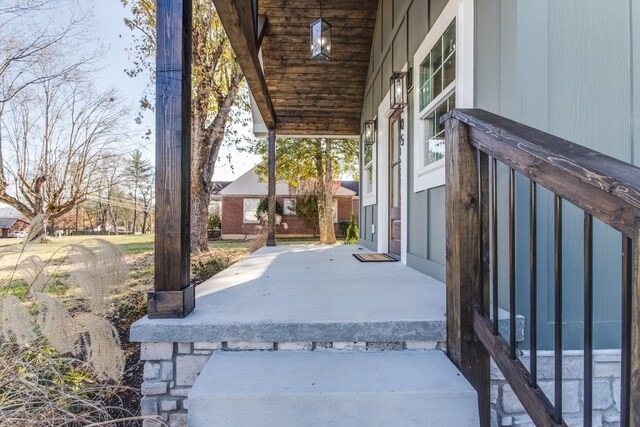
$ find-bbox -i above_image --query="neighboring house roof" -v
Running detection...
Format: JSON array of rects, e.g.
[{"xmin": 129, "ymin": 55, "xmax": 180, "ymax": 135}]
[
  {"xmin": 0, "ymin": 217, "xmax": 27, "ymax": 228},
  {"xmin": 219, "ymin": 166, "xmax": 356, "ymax": 197},
  {"xmin": 211, "ymin": 181, "xmax": 232, "ymax": 195},
  {"xmin": 339, "ymin": 181, "xmax": 360, "ymax": 197}
]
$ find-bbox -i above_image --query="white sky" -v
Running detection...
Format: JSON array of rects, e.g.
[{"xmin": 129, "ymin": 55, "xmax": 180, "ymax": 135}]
[{"xmin": 92, "ymin": 0, "xmax": 261, "ymax": 181}]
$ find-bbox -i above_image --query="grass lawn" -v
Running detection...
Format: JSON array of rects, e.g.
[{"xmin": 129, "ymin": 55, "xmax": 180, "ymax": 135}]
[
  {"xmin": 0, "ymin": 233, "xmax": 325, "ymax": 420},
  {"xmin": 0, "ymin": 234, "xmax": 321, "ymax": 297}
]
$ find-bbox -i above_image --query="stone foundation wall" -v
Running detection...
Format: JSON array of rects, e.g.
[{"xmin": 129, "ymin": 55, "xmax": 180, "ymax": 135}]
[
  {"xmin": 139, "ymin": 340, "xmax": 439, "ymax": 427},
  {"xmin": 491, "ymin": 350, "xmax": 622, "ymax": 427},
  {"xmin": 140, "ymin": 342, "xmax": 621, "ymax": 427}
]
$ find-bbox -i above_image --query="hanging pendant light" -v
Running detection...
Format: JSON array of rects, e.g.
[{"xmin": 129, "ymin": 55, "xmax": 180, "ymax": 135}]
[{"xmin": 310, "ymin": 1, "xmax": 331, "ymax": 62}]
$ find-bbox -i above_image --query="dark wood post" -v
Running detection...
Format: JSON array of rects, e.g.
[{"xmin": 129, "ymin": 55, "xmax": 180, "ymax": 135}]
[
  {"xmin": 267, "ymin": 128, "xmax": 276, "ymax": 246},
  {"xmin": 148, "ymin": 0, "xmax": 195, "ymax": 319},
  {"xmin": 444, "ymin": 117, "xmax": 490, "ymax": 426}
]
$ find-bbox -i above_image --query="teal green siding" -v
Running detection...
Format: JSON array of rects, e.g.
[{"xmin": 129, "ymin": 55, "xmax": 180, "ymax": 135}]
[
  {"xmin": 360, "ymin": 0, "xmax": 636, "ymax": 350},
  {"xmin": 476, "ymin": 0, "xmax": 637, "ymax": 350},
  {"xmin": 360, "ymin": 0, "xmax": 448, "ymax": 281}
]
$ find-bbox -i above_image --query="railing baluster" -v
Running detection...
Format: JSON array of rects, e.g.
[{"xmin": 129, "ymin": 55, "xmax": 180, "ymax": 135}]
[
  {"xmin": 530, "ymin": 181, "xmax": 537, "ymax": 387},
  {"xmin": 621, "ymin": 234, "xmax": 632, "ymax": 427},
  {"xmin": 478, "ymin": 150, "xmax": 490, "ymax": 317},
  {"xmin": 477, "ymin": 149, "xmax": 484, "ymax": 314},
  {"xmin": 492, "ymin": 157, "xmax": 499, "ymax": 335},
  {"xmin": 509, "ymin": 168, "xmax": 516, "ymax": 358},
  {"xmin": 584, "ymin": 213, "xmax": 593, "ymax": 427},
  {"xmin": 554, "ymin": 194, "xmax": 563, "ymax": 422}
]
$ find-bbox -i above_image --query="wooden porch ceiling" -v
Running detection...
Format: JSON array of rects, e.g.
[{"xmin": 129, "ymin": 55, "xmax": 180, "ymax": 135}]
[
  {"xmin": 214, "ymin": 0, "xmax": 378, "ymax": 137},
  {"xmin": 258, "ymin": 0, "xmax": 378, "ymax": 136}
]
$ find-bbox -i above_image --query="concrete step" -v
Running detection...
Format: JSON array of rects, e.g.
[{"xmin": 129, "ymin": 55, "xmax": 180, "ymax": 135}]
[{"xmin": 189, "ymin": 350, "xmax": 479, "ymax": 427}]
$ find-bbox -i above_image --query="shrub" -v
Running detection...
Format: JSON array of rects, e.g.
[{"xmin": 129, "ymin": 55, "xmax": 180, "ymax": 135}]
[
  {"xmin": 0, "ymin": 215, "xmax": 139, "ymax": 424},
  {"xmin": 338, "ymin": 220, "xmax": 350, "ymax": 237},
  {"xmin": 208, "ymin": 213, "xmax": 221, "ymax": 231},
  {"xmin": 192, "ymin": 254, "xmax": 231, "ymax": 282},
  {"xmin": 344, "ymin": 213, "xmax": 359, "ymax": 244},
  {"xmin": 249, "ymin": 231, "xmax": 268, "ymax": 252},
  {"xmin": 0, "ymin": 341, "xmax": 136, "ymax": 426},
  {"xmin": 256, "ymin": 198, "xmax": 283, "ymax": 220}
]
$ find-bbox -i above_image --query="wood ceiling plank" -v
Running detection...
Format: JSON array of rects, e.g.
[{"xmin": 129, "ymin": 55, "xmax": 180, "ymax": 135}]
[{"xmin": 256, "ymin": 0, "xmax": 378, "ymax": 135}]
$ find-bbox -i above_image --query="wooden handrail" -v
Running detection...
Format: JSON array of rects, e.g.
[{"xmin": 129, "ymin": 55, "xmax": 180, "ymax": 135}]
[
  {"xmin": 444, "ymin": 109, "xmax": 640, "ymax": 427},
  {"xmin": 444, "ymin": 109, "xmax": 640, "ymax": 238}
]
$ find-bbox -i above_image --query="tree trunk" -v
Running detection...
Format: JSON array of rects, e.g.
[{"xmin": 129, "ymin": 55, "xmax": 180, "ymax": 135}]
[
  {"xmin": 190, "ymin": 122, "xmax": 212, "ymax": 253},
  {"xmin": 324, "ymin": 139, "xmax": 337, "ymax": 244},
  {"xmin": 315, "ymin": 140, "xmax": 328, "ymax": 243},
  {"xmin": 190, "ymin": 185, "xmax": 210, "ymax": 252},
  {"xmin": 142, "ymin": 209, "xmax": 148, "ymax": 234},
  {"xmin": 132, "ymin": 185, "xmax": 138, "ymax": 233}
]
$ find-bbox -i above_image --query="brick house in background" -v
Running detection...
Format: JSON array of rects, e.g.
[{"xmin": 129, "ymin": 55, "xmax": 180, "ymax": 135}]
[
  {"xmin": 0, "ymin": 217, "xmax": 29, "ymax": 238},
  {"xmin": 216, "ymin": 167, "xmax": 359, "ymax": 240}
]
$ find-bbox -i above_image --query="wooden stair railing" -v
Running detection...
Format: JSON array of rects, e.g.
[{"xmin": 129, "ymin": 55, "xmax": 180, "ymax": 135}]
[{"xmin": 443, "ymin": 109, "xmax": 640, "ymax": 427}]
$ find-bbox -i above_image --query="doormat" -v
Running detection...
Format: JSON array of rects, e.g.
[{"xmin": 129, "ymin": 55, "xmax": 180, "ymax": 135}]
[{"xmin": 352, "ymin": 253, "xmax": 399, "ymax": 262}]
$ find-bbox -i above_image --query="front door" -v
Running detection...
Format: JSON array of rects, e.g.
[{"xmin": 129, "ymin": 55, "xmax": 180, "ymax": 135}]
[{"xmin": 389, "ymin": 111, "xmax": 402, "ymax": 257}]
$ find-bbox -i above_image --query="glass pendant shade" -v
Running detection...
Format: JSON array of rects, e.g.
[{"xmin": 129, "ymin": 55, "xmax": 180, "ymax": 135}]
[
  {"xmin": 364, "ymin": 119, "xmax": 377, "ymax": 145},
  {"xmin": 310, "ymin": 17, "xmax": 331, "ymax": 62},
  {"xmin": 390, "ymin": 72, "xmax": 408, "ymax": 110}
]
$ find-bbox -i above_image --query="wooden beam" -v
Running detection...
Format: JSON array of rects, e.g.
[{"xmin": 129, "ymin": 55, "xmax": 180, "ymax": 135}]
[
  {"xmin": 149, "ymin": 0, "xmax": 194, "ymax": 319},
  {"xmin": 213, "ymin": 0, "xmax": 276, "ymax": 128},
  {"xmin": 444, "ymin": 118, "xmax": 490, "ymax": 426},
  {"xmin": 267, "ymin": 128, "xmax": 276, "ymax": 247},
  {"xmin": 256, "ymin": 15, "xmax": 267, "ymax": 49}
]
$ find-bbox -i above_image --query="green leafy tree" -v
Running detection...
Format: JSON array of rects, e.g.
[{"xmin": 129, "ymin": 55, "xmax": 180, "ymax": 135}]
[
  {"xmin": 122, "ymin": 0, "xmax": 252, "ymax": 252},
  {"xmin": 124, "ymin": 149, "xmax": 153, "ymax": 233},
  {"xmin": 293, "ymin": 193, "xmax": 319, "ymax": 236},
  {"xmin": 344, "ymin": 213, "xmax": 359, "ymax": 244},
  {"xmin": 246, "ymin": 138, "xmax": 358, "ymax": 244},
  {"xmin": 207, "ymin": 213, "xmax": 220, "ymax": 231}
]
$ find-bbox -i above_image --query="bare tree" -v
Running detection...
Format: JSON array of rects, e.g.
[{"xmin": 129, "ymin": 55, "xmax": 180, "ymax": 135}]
[
  {"xmin": 0, "ymin": 0, "xmax": 92, "ymax": 104},
  {"xmin": 123, "ymin": 0, "xmax": 253, "ymax": 252},
  {"xmin": 0, "ymin": 75, "xmax": 129, "ymax": 229},
  {"xmin": 139, "ymin": 181, "xmax": 154, "ymax": 234},
  {"xmin": 124, "ymin": 149, "xmax": 152, "ymax": 233}
]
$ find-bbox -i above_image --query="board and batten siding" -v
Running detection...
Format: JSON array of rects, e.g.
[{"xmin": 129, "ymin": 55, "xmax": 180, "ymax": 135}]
[
  {"xmin": 359, "ymin": 0, "xmax": 449, "ymax": 279},
  {"xmin": 475, "ymin": 0, "xmax": 640, "ymax": 350}
]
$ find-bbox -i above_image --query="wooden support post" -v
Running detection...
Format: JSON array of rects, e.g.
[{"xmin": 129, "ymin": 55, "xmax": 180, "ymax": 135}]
[
  {"xmin": 267, "ymin": 128, "xmax": 276, "ymax": 247},
  {"xmin": 148, "ymin": 0, "xmax": 194, "ymax": 319},
  {"xmin": 444, "ymin": 117, "xmax": 491, "ymax": 426}
]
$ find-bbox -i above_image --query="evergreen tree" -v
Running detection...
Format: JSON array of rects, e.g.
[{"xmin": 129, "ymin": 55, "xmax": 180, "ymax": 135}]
[
  {"xmin": 124, "ymin": 149, "xmax": 152, "ymax": 233},
  {"xmin": 344, "ymin": 213, "xmax": 359, "ymax": 244}
]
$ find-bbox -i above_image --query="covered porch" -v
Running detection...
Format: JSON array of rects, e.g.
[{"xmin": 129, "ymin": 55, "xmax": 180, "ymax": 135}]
[
  {"xmin": 133, "ymin": 244, "xmax": 448, "ymax": 344},
  {"xmin": 136, "ymin": 0, "xmax": 640, "ymax": 426}
]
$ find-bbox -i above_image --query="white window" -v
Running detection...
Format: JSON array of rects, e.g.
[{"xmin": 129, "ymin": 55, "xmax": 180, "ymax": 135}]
[
  {"xmin": 243, "ymin": 198, "xmax": 260, "ymax": 223},
  {"xmin": 418, "ymin": 19, "xmax": 455, "ymax": 177},
  {"xmin": 362, "ymin": 137, "xmax": 376, "ymax": 206},
  {"xmin": 332, "ymin": 199, "xmax": 338, "ymax": 223},
  {"xmin": 283, "ymin": 198, "xmax": 296, "ymax": 215},
  {"xmin": 413, "ymin": 0, "xmax": 474, "ymax": 192}
]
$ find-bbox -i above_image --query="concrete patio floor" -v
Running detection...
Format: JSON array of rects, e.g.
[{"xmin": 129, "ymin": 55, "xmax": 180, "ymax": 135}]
[{"xmin": 131, "ymin": 245, "xmax": 448, "ymax": 343}]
